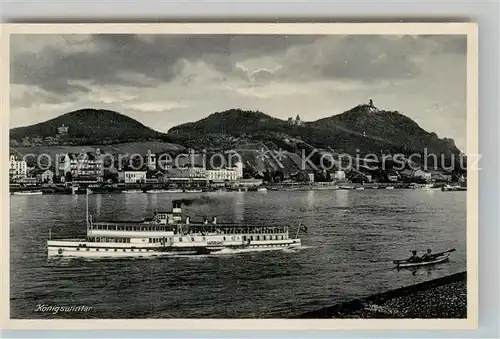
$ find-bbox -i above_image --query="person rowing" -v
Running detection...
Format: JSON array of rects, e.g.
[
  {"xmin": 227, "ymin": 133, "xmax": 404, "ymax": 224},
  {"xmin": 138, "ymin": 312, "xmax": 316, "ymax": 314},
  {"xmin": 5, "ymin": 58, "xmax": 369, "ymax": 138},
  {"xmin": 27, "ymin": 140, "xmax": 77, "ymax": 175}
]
[
  {"xmin": 421, "ymin": 249, "xmax": 435, "ymax": 261},
  {"xmin": 407, "ymin": 250, "xmax": 421, "ymax": 263}
]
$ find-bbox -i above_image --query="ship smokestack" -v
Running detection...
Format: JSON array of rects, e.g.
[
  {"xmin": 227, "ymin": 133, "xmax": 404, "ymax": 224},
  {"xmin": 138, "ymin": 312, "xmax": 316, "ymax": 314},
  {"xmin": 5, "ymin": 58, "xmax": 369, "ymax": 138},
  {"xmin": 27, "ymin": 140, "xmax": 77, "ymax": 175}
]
[{"xmin": 172, "ymin": 200, "xmax": 182, "ymax": 221}]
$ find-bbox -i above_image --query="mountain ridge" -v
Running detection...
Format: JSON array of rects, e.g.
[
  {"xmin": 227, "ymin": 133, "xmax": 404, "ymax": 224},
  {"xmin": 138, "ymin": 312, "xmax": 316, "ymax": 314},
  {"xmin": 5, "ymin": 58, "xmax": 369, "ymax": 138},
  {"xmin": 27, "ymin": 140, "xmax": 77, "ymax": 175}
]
[{"xmin": 9, "ymin": 105, "xmax": 462, "ymax": 174}]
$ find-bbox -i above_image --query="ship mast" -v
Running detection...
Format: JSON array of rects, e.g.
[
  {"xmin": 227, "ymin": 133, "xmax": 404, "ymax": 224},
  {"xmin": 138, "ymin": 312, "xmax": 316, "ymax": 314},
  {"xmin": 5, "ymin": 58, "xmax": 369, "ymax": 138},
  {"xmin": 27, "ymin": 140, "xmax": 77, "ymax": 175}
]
[{"xmin": 86, "ymin": 188, "xmax": 89, "ymax": 227}]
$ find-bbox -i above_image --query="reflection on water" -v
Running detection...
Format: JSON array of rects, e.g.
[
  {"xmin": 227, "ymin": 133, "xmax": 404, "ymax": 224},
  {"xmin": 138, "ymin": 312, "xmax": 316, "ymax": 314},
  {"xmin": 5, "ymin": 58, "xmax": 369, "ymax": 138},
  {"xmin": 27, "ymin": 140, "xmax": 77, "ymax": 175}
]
[
  {"xmin": 233, "ymin": 192, "xmax": 245, "ymax": 222},
  {"xmin": 10, "ymin": 190, "xmax": 466, "ymax": 319},
  {"xmin": 307, "ymin": 190, "xmax": 315, "ymax": 209},
  {"xmin": 335, "ymin": 189, "xmax": 349, "ymax": 208}
]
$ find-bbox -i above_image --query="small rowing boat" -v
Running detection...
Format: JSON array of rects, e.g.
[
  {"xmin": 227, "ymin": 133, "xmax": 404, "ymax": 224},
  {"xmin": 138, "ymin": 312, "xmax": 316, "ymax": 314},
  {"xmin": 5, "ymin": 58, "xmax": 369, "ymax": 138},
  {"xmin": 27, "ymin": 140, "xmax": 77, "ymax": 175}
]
[{"xmin": 393, "ymin": 249, "xmax": 455, "ymax": 268}]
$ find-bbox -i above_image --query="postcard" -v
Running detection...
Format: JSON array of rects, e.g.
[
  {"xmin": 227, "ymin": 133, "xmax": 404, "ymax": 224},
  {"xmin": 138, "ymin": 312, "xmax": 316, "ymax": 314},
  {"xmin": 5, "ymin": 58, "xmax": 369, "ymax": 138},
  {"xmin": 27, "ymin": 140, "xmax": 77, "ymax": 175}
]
[{"xmin": 1, "ymin": 22, "xmax": 478, "ymax": 330}]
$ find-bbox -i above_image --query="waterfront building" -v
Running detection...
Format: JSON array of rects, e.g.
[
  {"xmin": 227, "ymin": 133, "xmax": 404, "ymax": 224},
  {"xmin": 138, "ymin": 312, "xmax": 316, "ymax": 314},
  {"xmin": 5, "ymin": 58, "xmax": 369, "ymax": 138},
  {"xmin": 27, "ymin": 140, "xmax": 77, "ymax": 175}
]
[
  {"xmin": 58, "ymin": 150, "xmax": 103, "ymax": 183},
  {"xmin": 163, "ymin": 166, "xmax": 207, "ymax": 185},
  {"xmin": 9, "ymin": 155, "xmax": 27, "ymax": 180},
  {"xmin": 234, "ymin": 161, "xmax": 243, "ymax": 179},
  {"xmin": 206, "ymin": 167, "xmax": 237, "ymax": 182},
  {"xmin": 18, "ymin": 177, "xmax": 37, "ymax": 185},
  {"xmin": 118, "ymin": 170, "xmax": 147, "ymax": 184}
]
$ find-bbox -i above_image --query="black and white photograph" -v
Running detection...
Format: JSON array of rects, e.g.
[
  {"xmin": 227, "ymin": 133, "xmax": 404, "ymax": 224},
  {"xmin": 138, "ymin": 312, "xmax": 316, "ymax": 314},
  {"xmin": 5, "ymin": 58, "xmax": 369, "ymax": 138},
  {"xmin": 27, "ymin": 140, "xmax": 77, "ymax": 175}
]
[{"xmin": 4, "ymin": 23, "xmax": 478, "ymax": 326}]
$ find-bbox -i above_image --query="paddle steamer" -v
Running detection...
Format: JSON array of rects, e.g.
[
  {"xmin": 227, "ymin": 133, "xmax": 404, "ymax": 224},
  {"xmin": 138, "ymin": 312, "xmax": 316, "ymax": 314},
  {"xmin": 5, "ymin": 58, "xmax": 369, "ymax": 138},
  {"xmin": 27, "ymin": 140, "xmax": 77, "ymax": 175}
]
[{"xmin": 47, "ymin": 197, "xmax": 304, "ymax": 258}]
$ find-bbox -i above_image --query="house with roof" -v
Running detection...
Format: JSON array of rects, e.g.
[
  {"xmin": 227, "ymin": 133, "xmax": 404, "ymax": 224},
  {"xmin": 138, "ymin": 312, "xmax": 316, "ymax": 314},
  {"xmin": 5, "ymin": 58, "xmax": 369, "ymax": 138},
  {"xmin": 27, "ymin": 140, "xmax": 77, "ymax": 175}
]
[{"xmin": 59, "ymin": 149, "xmax": 103, "ymax": 183}]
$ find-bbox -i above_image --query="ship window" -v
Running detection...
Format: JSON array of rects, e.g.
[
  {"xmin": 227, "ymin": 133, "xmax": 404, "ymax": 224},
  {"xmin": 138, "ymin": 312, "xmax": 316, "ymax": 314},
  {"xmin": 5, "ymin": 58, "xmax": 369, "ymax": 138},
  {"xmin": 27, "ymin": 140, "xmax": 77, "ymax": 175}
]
[
  {"xmin": 191, "ymin": 237, "xmax": 194, "ymax": 242},
  {"xmin": 131, "ymin": 249, "xmax": 134, "ymax": 252},
  {"xmin": 223, "ymin": 237, "xmax": 226, "ymax": 241},
  {"xmin": 86, "ymin": 248, "xmax": 90, "ymax": 251},
  {"xmin": 123, "ymin": 249, "xmax": 126, "ymax": 252},
  {"xmin": 114, "ymin": 249, "xmax": 117, "ymax": 252},
  {"xmin": 202, "ymin": 237, "xmax": 206, "ymax": 241},
  {"xmin": 250, "ymin": 236, "xmax": 254, "ymax": 241},
  {"xmin": 263, "ymin": 236, "xmax": 266, "ymax": 240},
  {"xmin": 76, "ymin": 248, "xmax": 80, "ymax": 251},
  {"xmin": 257, "ymin": 236, "xmax": 260, "ymax": 241},
  {"xmin": 179, "ymin": 237, "xmax": 183, "ymax": 242},
  {"xmin": 149, "ymin": 238, "xmax": 152, "ymax": 243},
  {"xmin": 243, "ymin": 236, "xmax": 246, "ymax": 241},
  {"xmin": 96, "ymin": 248, "xmax": 99, "ymax": 251},
  {"xmin": 105, "ymin": 248, "xmax": 108, "ymax": 251}
]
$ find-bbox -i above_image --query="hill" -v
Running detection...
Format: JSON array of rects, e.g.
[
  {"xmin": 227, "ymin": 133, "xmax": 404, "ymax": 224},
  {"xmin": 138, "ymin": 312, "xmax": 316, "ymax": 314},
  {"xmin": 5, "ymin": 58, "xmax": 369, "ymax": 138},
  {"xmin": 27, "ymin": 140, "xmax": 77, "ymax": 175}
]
[
  {"xmin": 308, "ymin": 104, "xmax": 461, "ymax": 156},
  {"xmin": 9, "ymin": 108, "xmax": 172, "ymax": 146},
  {"xmin": 168, "ymin": 106, "xmax": 461, "ymax": 160}
]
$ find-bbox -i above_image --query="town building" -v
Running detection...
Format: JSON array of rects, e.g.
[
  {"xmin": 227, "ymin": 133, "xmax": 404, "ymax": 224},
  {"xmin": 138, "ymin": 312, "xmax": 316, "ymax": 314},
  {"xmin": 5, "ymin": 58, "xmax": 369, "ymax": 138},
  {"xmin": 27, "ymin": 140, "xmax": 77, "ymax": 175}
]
[
  {"xmin": 57, "ymin": 124, "xmax": 69, "ymax": 136},
  {"xmin": 206, "ymin": 168, "xmax": 238, "ymax": 182},
  {"xmin": 413, "ymin": 169, "xmax": 432, "ymax": 182},
  {"xmin": 9, "ymin": 155, "xmax": 27, "ymax": 181},
  {"xmin": 118, "ymin": 171, "xmax": 147, "ymax": 184},
  {"xmin": 386, "ymin": 172, "xmax": 399, "ymax": 182},
  {"xmin": 18, "ymin": 177, "xmax": 37, "ymax": 186},
  {"xmin": 431, "ymin": 172, "xmax": 452, "ymax": 182},
  {"xmin": 59, "ymin": 150, "xmax": 103, "ymax": 183},
  {"xmin": 32, "ymin": 168, "xmax": 55, "ymax": 184},
  {"xmin": 234, "ymin": 161, "xmax": 243, "ymax": 179},
  {"xmin": 163, "ymin": 166, "xmax": 207, "ymax": 185},
  {"xmin": 146, "ymin": 150, "xmax": 157, "ymax": 171}
]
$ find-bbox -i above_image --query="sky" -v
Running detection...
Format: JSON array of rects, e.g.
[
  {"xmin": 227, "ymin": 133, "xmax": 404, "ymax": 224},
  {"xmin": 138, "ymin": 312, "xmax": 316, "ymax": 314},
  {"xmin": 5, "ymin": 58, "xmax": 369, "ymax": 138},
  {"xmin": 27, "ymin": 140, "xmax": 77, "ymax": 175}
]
[{"xmin": 10, "ymin": 34, "xmax": 467, "ymax": 150}]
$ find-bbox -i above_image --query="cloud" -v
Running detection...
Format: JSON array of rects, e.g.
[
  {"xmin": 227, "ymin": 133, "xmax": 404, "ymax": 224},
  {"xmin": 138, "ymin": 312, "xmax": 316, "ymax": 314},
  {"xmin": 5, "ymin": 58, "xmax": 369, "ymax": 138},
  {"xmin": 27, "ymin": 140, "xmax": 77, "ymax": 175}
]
[{"xmin": 9, "ymin": 33, "xmax": 467, "ymax": 150}]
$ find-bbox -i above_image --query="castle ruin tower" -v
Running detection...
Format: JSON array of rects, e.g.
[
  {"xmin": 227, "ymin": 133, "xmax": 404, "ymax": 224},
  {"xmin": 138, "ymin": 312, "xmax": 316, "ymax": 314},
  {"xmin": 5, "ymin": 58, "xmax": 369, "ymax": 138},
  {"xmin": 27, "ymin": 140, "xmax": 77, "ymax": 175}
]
[{"xmin": 295, "ymin": 114, "xmax": 302, "ymax": 126}]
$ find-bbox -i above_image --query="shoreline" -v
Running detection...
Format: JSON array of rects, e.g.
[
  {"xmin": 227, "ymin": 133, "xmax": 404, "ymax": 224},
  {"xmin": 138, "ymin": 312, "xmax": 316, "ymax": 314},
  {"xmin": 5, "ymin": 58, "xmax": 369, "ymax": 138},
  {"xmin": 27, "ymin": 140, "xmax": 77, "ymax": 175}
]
[
  {"xmin": 297, "ymin": 271, "xmax": 467, "ymax": 318},
  {"xmin": 8, "ymin": 182, "xmax": 464, "ymax": 195}
]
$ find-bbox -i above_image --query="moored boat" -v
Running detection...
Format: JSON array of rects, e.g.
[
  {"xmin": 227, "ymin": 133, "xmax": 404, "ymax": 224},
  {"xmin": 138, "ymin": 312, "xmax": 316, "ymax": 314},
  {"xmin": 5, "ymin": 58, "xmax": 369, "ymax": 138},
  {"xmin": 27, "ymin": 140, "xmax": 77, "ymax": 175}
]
[
  {"xmin": 12, "ymin": 190, "xmax": 43, "ymax": 195},
  {"xmin": 311, "ymin": 185, "xmax": 339, "ymax": 190},
  {"xmin": 122, "ymin": 189, "xmax": 144, "ymax": 194},
  {"xmin": 257, "ymin": 187, "xmax": 268, "ymax": 192},
  {"xmin": 184, "ymin": 189, "xmax": 203, "ymax": 193},
  {"xmin": 441, "ymin": 185, "xmax": 467, "ymax": 192},
  {"xmin": 146, "ymin": 189, "xmax": 183, "ymax": 194}
]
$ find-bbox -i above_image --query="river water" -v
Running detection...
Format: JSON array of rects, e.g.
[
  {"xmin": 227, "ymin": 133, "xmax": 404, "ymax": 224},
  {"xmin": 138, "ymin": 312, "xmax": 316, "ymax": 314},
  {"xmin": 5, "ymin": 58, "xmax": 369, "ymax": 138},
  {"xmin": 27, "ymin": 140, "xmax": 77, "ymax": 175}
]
[{"xmin": 9, "ymin": 189, "xmax": 466, "ymax": 318}]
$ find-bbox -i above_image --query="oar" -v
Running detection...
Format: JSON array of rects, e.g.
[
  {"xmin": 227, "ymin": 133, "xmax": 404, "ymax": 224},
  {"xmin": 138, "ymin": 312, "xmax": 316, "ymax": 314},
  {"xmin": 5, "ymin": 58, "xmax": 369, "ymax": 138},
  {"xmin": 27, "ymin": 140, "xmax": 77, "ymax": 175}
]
[{"xmin": 430, "ymin": 248, "xmax": 456, "ymax": 258}]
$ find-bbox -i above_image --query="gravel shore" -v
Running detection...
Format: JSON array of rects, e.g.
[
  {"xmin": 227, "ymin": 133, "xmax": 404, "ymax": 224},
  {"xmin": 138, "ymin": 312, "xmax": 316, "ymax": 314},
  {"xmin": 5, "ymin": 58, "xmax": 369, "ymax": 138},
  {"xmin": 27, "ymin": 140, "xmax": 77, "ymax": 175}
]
[
  {"xmin": 336, "ymin": 280, "xmax": 466, "ymax": 318},
  {"xmin": 298, "ymin": 272, "xmax": 467, "ymax": 318}
]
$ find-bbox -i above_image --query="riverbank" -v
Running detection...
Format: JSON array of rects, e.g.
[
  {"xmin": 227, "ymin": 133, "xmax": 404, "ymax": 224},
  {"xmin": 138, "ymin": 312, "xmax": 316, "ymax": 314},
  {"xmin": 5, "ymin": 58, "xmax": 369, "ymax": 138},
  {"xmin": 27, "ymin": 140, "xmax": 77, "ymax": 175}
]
[
  {"xmin": 298, "ymin": 272, "xmax": 466, "ymax": 318},
  {"xmin": 9, "ymin": 182, "xmax": 460, "ymax": 194}
]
